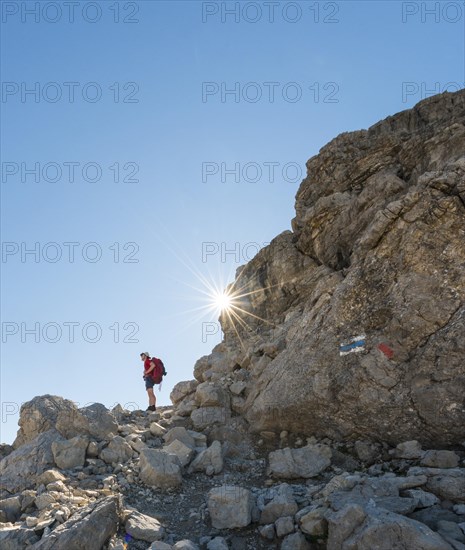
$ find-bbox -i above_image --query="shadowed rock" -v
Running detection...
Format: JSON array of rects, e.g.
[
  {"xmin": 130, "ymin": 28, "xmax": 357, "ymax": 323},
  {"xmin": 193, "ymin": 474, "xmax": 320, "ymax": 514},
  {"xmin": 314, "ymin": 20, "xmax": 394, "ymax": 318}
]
[
  {"xmin": 0, "ymin": 430, "xmax": 64, "ymax": 494},
  {"xmin": 30, "ymin": 495, "xmax": 120, "ymax": 549}
]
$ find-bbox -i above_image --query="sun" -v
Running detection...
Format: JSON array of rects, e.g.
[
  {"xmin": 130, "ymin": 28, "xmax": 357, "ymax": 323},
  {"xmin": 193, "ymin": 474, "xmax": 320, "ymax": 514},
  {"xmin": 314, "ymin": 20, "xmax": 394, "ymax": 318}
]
[{"xmin": 214, "ymin": 290, "xmax": 233, "ymax": 313}]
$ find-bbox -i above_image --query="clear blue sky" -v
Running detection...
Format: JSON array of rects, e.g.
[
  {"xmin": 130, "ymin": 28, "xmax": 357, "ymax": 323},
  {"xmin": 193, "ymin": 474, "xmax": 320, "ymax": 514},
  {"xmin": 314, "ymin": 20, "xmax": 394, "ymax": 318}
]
[{"xmin": 1, "ymin": 0, "xmax": 464, "ymax": 444}]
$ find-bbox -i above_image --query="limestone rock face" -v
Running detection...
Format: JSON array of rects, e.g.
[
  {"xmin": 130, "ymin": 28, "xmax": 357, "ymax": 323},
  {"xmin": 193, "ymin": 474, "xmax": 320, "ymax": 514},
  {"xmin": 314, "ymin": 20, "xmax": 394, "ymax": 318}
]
[
  {"xmin": 13, "ymin": 396, "xmax": 77, "ymax": 448},
  {"xmin": 3, "ymin": 91, "xmax": 465, "ymax": 550},
  {"xmin": 191, "ymin": 90, "xmax": 465, "ymax": 447},
  {"xmin": 0, "ymin": 430, "xmax": 64, "ymax": 494}
]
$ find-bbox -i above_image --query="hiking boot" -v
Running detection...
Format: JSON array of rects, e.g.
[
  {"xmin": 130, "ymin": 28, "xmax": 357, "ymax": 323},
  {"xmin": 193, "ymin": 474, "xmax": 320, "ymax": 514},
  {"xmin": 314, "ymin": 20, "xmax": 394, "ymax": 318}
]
[{"xmin": 146, "ymin": 405, "xmax": 156, "ymax": 412}]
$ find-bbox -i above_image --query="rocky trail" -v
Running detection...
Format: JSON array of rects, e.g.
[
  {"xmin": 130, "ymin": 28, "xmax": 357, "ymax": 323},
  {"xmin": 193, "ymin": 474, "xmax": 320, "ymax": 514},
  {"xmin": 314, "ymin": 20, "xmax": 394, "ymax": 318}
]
[
  {"xmin": 1, "ymin": 393, "xmax": 464, "ymax": 550},
  {"xmin": 1, "ymin": 89, "xmax": 464, "ymax": 549}
]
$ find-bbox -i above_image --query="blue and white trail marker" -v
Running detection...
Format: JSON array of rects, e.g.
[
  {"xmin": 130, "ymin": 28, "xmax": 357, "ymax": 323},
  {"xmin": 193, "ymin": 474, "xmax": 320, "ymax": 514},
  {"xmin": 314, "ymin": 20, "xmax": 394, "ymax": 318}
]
[{"xmin": 339, "ymin": 335, "xmax": 366, "ymax": 356}]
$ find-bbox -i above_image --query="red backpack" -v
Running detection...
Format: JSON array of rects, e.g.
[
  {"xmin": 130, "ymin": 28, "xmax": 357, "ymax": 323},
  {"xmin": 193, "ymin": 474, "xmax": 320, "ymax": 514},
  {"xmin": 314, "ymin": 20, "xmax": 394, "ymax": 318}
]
[{"xmin": 150, "ymin": 358, "xmax": 166, "ymax": 384}]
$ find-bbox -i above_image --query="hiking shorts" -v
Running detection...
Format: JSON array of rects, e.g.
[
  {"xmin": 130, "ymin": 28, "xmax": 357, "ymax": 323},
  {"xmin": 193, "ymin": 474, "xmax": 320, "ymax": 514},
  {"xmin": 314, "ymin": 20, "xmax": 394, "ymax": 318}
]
[{"xmin": 144, "ymin": 376, "xmax": 155, "ymax": 390}]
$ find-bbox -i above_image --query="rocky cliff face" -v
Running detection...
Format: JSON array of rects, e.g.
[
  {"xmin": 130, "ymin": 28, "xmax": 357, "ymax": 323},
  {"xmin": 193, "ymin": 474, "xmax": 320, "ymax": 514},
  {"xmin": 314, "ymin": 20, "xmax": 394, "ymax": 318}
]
[{"xmin": 191, "ymin": 89, "xmax": 465, "ymax": 447}]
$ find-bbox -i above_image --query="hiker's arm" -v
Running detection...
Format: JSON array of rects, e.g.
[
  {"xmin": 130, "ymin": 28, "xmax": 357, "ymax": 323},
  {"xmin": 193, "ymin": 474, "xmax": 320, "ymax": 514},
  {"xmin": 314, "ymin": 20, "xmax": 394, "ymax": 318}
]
[{"xmin": 145, "ymin": 361, "xmax": 156, "ymax": 374}]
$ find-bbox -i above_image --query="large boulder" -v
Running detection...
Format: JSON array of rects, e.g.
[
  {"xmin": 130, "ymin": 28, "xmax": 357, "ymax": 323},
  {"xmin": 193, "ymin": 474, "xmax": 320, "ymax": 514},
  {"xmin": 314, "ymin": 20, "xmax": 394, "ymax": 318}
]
[
  {"xmin": 170, "ymin": 380, "xmax": 198, "ymax": 405},
  {"xmin": 30, "ymin": 495, "xmax": 120, "ymax": 549},
  {"xmin": 259, "ymin": 484, "xmax": 298, "ymax": 524},
  {"xmin": 394, "ymin": 441, "xmax": 423, "ymax": 460},
  {"xmin": 52, "ymin": 435, "xmax": 88, "ymax": 470},
  {"xmin": 281, "ymin": 532, "xmax": 311, "ymax": 550},
  {"xmin": 13, "ymin": 396, "xmax": 118, "ymax": 449},
  {"xmin": 188, "ymin": 441, "xmax": 223, "ymax": 475},
  {"xmin": 268, "ymin": 445, "xmax": 332, "ymax": 479},
  {"xmin": 139, "ymin": 449, "xmax": 182, "ymax": 489},
  {"xmin": 71, "ymin": 403, "xmax": 119, "ymax": 440},
  {"xmin": 408, "ymin": 467, "xmax": 465, "ymax": 503},
  {"xmin": 299, "ymin": 505, "xmax": 328, "ymax": 537},
  {"xmin": 193, "ymin": 343, "xmax": 240, "ymax": 382},
  {"xmin": 420, "ymin": 450, "xmax": 460, "ymax": 469},
  {"xmin": 409, "ymin": 506, "xmax": 463, "ymax": 531},
  {"xmin": 403, "ymin": 489, "xmax": 440, "ymax": 509},
  {"xmin": 0, "ymin": 496, "xmax": 22, "ymax": 523},
  {"xmin": 37, "ymin": 469, "xmax": 66, "ymax": 485},
  {"xmin": 173, "ymin": 542, "xmax": 199, "ymax": 550},
  {"xmin": 0, "ymin": 430, "xmax": 64, "ymax": 494},
  {"xmin": 125, "ymin": 510, "xmax": 165, "ymax": 542},
  {"xmin": 0, "ymin": 524, "xmax": 40, "ymax": 549},
  {"xmin": 163, "ymin": 427, "xmax": 196, "ymax": 450},
  {"xmin": 13, "ymin": 396, "xmax": 77, "ymax": 448},
  {"xmin": 176, "ymin": 397, "xmax": 197, "ymax": 417},
  {"xmin": 194, "ymin": 382, "xmax": 230, "ymax": 408},
  {"xmin": 191, "ymin": 407, "xmax": 230, "ymax": 430},
  {"xmin": 100, "ymin": 436, "xmax": 134, "ymax": 465},
  {"xmin": 150, "ymin": 422, "xmax": 167, "ymax": 437},
  {"xmin": 207, "ymin": 485, "xmax": 252, "ymax": 529},
  {"xmin": 206, "ymin": 537, "xmax": 228, "ymax": 550},
  {"xmin": 326, "ymin": 473, "xmax": 427, "ymax": 513},
  {"xmin": 193, "ymin": 90, "xmax": 465, "ymax": 447},
  {"xmin": 163, "ymin": 440, "xmax": 195, "ymax": 467},
  {"xmin": 326, "ymin": 503, "xmax": 453, "ymax": 550}
]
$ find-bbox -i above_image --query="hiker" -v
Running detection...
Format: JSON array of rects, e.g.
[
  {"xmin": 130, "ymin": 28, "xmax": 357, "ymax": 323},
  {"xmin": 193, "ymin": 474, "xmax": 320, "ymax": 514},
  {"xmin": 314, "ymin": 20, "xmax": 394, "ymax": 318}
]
[{"xmin": 141, "ymin": 352, "xmax": 157, "ymax": 412}]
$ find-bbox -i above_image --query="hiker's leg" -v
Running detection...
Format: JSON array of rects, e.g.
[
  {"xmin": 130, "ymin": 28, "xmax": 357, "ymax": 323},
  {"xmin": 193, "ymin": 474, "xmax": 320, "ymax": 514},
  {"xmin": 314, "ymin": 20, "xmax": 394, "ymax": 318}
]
[
  {"xmin": 144, "ymin": 377, "xmax": 156, "ymax": 408},
  {"xmin": 147, "ymin": 387, "xmax": 156, "ymax": 407}
]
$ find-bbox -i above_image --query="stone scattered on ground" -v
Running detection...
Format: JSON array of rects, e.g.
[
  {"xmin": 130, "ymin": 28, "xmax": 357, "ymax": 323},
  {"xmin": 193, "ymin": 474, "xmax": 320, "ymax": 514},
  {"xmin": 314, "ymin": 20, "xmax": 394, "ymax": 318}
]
[{"xmin": 1, "ymin": 394, "xmax": 464, "ymax": 550}]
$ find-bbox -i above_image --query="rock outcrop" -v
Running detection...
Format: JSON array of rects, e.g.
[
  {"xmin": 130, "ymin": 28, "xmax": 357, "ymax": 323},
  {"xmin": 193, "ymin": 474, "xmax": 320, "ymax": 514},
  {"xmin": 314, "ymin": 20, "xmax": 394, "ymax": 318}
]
[
  {"xmin": 183, "ymin": 89, "xmax": 465, "ymax": 447},
  {"xmin": 13, "ymin": 395, "xmax": 118, "ymax": 449},
  {"xmin": 2, "ymin": 92, "xmax": 465, "ymax": 549}
]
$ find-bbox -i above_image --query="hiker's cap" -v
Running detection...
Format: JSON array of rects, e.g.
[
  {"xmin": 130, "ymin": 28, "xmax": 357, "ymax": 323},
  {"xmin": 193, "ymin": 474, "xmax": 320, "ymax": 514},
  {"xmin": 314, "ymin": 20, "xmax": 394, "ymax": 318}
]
[{"xmin": 140, "ymin": 352, "xmax": 150, "ymax": 357}]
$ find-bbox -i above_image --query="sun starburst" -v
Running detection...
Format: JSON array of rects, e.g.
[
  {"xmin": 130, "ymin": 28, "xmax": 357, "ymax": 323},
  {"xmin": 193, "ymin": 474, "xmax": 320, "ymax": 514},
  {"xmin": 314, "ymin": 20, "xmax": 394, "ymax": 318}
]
[
  {"xmin": 212, "ymin": 290, "xmax": 234, "ymax": 314},
  {"xmin": 144, "ymin": 219, "xmax": 280, "ymax": 347}
]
